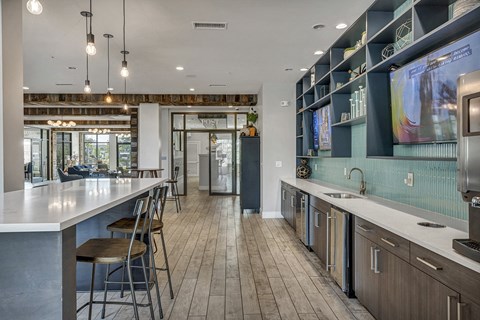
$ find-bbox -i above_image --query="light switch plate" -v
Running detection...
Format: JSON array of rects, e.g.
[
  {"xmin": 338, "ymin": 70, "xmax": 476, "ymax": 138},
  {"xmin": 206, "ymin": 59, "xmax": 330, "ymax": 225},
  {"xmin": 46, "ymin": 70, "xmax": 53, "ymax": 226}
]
[
  {"xmin": 406, "ymin": 172, "xmax": 414, "ymax": 187},
  {"xmin": 314, "ymin": 164, "xmax": 318, "ymax": 171},
  {"xmin": 275, "ymin": 161, "xmax": 282, "ymax": 168}
]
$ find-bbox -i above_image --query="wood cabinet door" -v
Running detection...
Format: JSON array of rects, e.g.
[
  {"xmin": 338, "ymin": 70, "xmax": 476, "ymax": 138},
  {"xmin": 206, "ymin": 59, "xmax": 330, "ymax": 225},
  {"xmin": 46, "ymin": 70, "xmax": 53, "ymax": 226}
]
[
  {"xmin": 280, "ymin": 188, "xmax": 286, "ymax": 218},
  {"xmin": 459, "ymin": 296, "xmax": 480, "ymax": 320},
  {"xmin": 354, "ymin": 232, "xmax": 380, "ymax": 319},
  {"xmin": 410, "ymin": 266, "xmax": 459, "ymax": 320},
  {"xmin": 378, "ymin": 249, "xmax": 412, "ymax": 320}
]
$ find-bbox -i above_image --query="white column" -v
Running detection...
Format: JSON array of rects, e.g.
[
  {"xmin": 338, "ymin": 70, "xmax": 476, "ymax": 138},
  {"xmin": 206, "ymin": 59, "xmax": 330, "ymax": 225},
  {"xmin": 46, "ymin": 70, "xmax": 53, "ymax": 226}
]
[
  {"xmin": 2, "ymin": 0, "xmax": 24, "ymax": 192},
  {"xmin": 259, "ymin": 83, "xmax": 296, "ymax": 218},
  {"xmin": 138, "ymin": 103, "xmax": 161, "ymax": 171},
  {"xmin": 109, "ymin": 134, "xmax": 117, "ymax": 170}
]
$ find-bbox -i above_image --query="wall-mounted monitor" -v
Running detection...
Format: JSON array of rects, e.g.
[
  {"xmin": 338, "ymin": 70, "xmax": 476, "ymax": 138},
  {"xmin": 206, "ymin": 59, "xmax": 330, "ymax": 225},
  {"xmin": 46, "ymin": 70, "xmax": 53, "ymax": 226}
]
[
  {"xmin": 318, "ymin": 105, "xmax": 332, "ymax": 150},
  {"xmin": 390, "ymin": 30, "xmax": 480, "ymax": 144}
]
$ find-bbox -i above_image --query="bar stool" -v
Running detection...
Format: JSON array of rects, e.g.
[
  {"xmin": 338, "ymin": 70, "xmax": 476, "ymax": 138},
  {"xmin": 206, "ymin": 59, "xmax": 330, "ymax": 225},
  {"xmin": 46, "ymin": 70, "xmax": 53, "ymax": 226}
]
[
  {"xmin": 165, "ymin": 166, "xmax": 181, "ymax": 212},
  {"xmin": 105, "ymin": 186, "xmax": 174, "ymax": 319},
  {"xmin": 76, "ymin": 197, "xmax": 156, "ymax": 320}
]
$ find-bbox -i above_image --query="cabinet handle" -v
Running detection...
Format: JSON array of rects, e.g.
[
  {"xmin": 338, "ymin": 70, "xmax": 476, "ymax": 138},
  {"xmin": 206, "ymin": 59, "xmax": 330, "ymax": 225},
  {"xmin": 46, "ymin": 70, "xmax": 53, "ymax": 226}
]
[
  {"xmin": 457, "ymin": 302, "xmax": 466, "ymax": 320},
  {"xmin": 282, "ymin": 190, "xmax": 285, "ymax": 201},
  {"xmin": 326, "ymin": 213, "xmax": 330, "ymax": 270},
  {"xmin": 370, "ymin": 246, "xmax": 375, "ymax": 271},
  {"xmin": 328, "ymin": 212, "xmax": 337, "ymax": 270},
  {"xmin": 416, "ymin": 257, "xmax": 443, "ymax": 271},
  {"xmin": 447, "ymin": 296, "xmax": 454, "ymax": 320},
  {"xmin": 381, "ymin": 237, "xmax": 398, "ymax": 248},
  {"xmin": 315, "ymin": 211, "xmax": 319, "ymax": 228},
  {"xmin": 356, "ymin": 224, "xmax": 371, "ymax": 232},
  {"xmin": 290, "ymin": 196, "xmax": 294, "ymax": 208},
  {"xmin": 374, "ymin": 249, "xmax": 380, "ymax": 274}
]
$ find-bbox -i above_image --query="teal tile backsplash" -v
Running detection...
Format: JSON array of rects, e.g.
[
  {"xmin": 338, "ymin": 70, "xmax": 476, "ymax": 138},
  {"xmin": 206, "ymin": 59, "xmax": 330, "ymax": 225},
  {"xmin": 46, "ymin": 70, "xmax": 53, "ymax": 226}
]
[{"xmin": 309, "ymin": 124, "xmax": 468, "ymax": 221}]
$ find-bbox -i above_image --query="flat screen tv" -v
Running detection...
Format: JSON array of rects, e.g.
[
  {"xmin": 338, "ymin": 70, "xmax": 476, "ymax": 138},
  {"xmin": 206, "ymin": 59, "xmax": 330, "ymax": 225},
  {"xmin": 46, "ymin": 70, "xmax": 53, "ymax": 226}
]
[
  {"xmin": 318, "ymin": 105, "xmax": 332, "ymax": 150},
  {"xmin": 390, "ymin": 30, "xmax": 480, "ymax": 144}
]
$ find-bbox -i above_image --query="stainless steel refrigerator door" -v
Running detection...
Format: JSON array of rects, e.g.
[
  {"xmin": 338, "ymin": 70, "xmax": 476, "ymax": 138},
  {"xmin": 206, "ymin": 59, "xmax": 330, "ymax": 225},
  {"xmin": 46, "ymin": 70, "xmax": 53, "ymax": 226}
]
[{"xmin": 328, "ymin": 207, "xmax": 345, "ymax": 290}]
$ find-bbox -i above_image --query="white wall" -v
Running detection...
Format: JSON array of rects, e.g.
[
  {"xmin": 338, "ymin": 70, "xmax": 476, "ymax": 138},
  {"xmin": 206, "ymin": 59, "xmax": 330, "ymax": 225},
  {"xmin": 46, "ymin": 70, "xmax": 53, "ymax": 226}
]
[
  {"xmin": 138, "ymin": 103, "xmax": 161, "ymax": 171},
  {"xmin": 259, "ymin": 83, "xmax": 296, "ymax": 218},
  {"xmin": 109, "ymin": 134, "xmax": 117, "ymax": 169},
  {"xmin": 2, "ymin": 0, "xmax": 23, "ymax": 192},
  {"xmin": 160, "ymin": 108, "xmax": 169, "ymax": 179}
]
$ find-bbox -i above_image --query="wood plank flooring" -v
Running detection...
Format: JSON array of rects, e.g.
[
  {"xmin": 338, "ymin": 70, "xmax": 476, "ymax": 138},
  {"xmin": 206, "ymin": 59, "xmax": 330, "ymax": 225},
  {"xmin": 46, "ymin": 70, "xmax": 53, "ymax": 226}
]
[{"xmin": 77, "ymin": 190, "xmax": 374, "ymax": 320}]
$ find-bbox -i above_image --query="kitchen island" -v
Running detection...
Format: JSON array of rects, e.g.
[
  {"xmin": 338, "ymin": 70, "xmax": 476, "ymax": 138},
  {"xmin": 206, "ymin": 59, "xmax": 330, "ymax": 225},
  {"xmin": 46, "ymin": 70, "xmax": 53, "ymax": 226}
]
[{"xmin": 0, "ymin": 178, "xmax": 165, "ymax": 320}]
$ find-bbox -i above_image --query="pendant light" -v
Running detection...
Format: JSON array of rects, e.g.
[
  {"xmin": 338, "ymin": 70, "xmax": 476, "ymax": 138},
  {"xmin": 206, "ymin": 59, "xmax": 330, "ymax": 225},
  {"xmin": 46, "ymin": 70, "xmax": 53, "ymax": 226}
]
[
  {"xmin": 26, "ymin": 0, "xmax": 43, "ymax": 15},
  {"xmin": 85, "ymin": 0, "xmax": 96, "ymax": 56},
  {"xmin": 120, "ymin": 0, "xmax": 129, "ymax": 77},
  {"xmin": 81, "ymin": 11, "xmax": 93, "ymax": 93},
  {"xmin": 104, "ymin": 34, "xmax": 114, "ymax": 103}
]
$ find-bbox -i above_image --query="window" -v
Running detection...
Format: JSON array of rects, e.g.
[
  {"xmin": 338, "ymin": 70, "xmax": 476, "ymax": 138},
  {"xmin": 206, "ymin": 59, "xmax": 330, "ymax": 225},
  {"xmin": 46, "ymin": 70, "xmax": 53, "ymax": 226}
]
[
  {"xmin": 117, "ymin": 134, "xmax": 131, "ymax": 169},
  {"xmin": 56, "ymin": 133, "xmax": 72, "ymax": 170},
  {"xmin": 83, "ymin": 134, "xmax": 110, "ymax": 166}
]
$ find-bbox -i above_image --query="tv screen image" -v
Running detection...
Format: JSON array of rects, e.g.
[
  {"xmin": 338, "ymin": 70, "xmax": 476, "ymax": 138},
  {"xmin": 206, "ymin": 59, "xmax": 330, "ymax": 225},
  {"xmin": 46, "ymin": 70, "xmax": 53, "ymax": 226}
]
[
  {"xmin": 390, "ymin": 30, "xmax": 480, "ymax": 144},
  {"xmin": 312, "ymin": 110, "xmax": 320, "ymax": 151},
  {"xmin": 318, "ymin": 105, "xmax": 332, "ymax": 150}
]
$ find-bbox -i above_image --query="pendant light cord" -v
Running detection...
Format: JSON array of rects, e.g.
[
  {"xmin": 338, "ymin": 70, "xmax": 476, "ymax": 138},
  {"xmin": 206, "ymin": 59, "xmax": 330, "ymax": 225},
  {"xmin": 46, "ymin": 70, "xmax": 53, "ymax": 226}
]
[
  {"xmin": 89, "ymin": 0, "xmax": 93, "ymax": 34},
  {"xmin": 85, "ymin": 16, "xmax": 89, "ymax": 81},
  {"xmin": 123, "ymin": 0, "xmax": 126, "ymax": 61},
  {"xmin": 107, "ymin": 37, "xmax": 110, "ymax": 89}
]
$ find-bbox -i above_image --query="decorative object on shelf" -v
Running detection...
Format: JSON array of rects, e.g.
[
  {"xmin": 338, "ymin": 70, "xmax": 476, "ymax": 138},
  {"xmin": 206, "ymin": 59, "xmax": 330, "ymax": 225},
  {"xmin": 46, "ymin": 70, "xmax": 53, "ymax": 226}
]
[
  {"xmin": 336, "ymin": 82, "xmax": 344, "ymax": 89},
  {"xmin": 318, "ymin": 85, "xmax": 329, "ymax": 98},
  {"xmin": 296, "ymin": 159, "xmax": 312, "ymax": 179},
  {"xmin": 361, "ymin": 31, "xmax": 367, "ymax": 45},
  {"xmin": 341, "ymin": 112, "xmax": 350, "ymax": 122},
  {"xmin": 310, "ymin": 69, "xmax": 315, "ymax": 86},
  {"xmin": 247, "ymin": 107, "xmax": 258, "ymax": 136},
  {"xmin": 394, "ymin": 0, "xmax": 412, "ymax": 19},
  {"xmin": 452, "ymin": 0, "xmax": 480, "ymax": 19},
  {"xmin": 348, "ymin": 67, "xmax": 360, "ymax": 81},
  {"xmin": 349, "ymin": 85, "xmax": 367, "ymax": 119},
  {"xmin": 382, "ymin": 43, "xmax": 396, "ymax": 60},
  {"xmin": 394, "ymin": 18, "xmax": 412, "ymax": 51},
  {"xmin": 47, "ymin": 120, "xmax": 76, "ymax": 127},
  {"xmin": 307, "ymin": 149, "xmax": 315, "ymax": 156},
  {"xmin": 360, "ymin": 62, "xmax": 367, "ymax": 74},
  {"xmin": 389, "ymin": 64, "xmax": 401, "ymax": 71},
  {"xmin": 240, "ymin": 125, "xmax": 250, "ymax": 137},
  {"xmin": 344, "ymin": 47, "xmax": 356, "ymax": 60},
  {"xmin": 88, "ymin": 128, "xmax": 111, "ymax": 134},
  {"xmin": 355, "ymin": 40, "xmax": 362, "ymax": 50}
]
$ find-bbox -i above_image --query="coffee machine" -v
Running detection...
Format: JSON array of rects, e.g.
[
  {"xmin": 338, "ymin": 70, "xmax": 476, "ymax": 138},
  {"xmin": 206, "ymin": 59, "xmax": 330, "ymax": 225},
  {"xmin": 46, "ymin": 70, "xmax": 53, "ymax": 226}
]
[{"xmin": 453, "ymin": 70, "xmax": 480, "ymax": 262}]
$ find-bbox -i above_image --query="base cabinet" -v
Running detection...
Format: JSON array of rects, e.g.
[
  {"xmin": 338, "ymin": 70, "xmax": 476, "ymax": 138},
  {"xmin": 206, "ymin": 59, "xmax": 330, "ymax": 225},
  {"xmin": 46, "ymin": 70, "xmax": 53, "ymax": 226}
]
[
  {"xmin": 280, "ymin": 184, "xmax": 296, "ymax": 229},
  {"xmin": 310, "ymin": 208, "xmax": 327, "ymax": 264}
]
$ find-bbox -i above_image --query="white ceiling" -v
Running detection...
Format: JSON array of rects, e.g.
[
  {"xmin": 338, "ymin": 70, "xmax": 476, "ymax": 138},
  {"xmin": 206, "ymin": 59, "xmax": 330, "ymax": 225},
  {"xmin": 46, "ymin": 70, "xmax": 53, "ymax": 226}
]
[{"xmin": 23, "ymin": 0, "xmax": 374, "ymax": 95}]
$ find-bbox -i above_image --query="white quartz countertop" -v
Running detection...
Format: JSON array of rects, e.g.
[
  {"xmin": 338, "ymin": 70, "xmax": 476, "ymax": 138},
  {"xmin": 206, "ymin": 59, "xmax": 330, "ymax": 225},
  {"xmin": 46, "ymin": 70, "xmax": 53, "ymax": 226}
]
[
  {"xmin": 0, "ymin": 178, "xmax": 165, "ymax": 233},
  {"xmin": 281, "ymin": 178, "xmax": 480, "ymax": 274}
]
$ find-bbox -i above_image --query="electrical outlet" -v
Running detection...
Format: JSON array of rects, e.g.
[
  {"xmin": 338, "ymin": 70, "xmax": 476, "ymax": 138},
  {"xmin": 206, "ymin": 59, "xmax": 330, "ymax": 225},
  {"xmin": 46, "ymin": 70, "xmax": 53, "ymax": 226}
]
[
  {"xmin": 405, "ymin": 172, "xmax": 414, "ymax": 187},
  {"xmin": 344, "ymin": 168, "xmax": 347, "ymax": 176},
  {"xmin": 275, "ymin": 161, "xmax": 282, "ymax": 168},
  {"xmin": 314, "ymin": 164, "xmax": 318, "ymax": 171}
]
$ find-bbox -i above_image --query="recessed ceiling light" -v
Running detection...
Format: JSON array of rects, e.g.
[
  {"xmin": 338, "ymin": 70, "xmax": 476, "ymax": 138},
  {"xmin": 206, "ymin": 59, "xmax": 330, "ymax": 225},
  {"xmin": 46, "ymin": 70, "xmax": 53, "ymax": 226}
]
[
  {"xmin": 189, "ymin": 88, "xmax": 195, "ymax": 92},
  {"xmin": 23, "ymin": 86, "xmax": 30, "ymax": 90},
  {"xmin": 176, "ymin": 66, "xmax": 184, "ymax": 71},
  {"xmin": 314, "ymin": 50, "xmax": 324, "ymax": 55},
  {"xmin": 187, "ymin": 105, "xmax": 192, "ymax": 108},
  {"xmin": 300, "ymin": 68, "xmax": 308, "ymax": 72},
  {"xmin": 312, "ymin": 24, "xmax": 326, "ymax": 30},
  {"xmin": 336, "ymin": 23, "xmax": 348, "ymax": 30}
]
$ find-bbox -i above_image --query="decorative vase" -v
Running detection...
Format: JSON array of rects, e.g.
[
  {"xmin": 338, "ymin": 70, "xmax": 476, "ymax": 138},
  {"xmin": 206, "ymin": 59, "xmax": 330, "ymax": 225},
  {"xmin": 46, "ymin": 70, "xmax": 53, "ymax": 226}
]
[
  {"xmin": 248, "ymin": 124, "xmax": 257, "ymax": 136},
  {"xmin": 452, "ymin": 0, "xmax": 479, "ymax": 18},
  {"xmin": 296, "ymin": 159, "xmax": 312, "ymax": 179}
]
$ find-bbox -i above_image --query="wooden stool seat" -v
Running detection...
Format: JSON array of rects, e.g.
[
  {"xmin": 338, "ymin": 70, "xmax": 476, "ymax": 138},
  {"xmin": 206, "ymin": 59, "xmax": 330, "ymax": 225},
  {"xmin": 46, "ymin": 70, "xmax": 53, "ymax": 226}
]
[
  {"xmin": 107, "ymin": 218, "xmax": 163, "ymax": 234},
  {"xmin": 76, "ymin": 238, "xmax": 147, "ymax": 264}
]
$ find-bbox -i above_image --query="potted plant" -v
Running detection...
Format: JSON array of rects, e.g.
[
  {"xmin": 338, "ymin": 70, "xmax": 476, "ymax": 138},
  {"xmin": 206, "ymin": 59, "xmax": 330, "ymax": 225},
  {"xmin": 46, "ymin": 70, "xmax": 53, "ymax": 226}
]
[{"xmin": 247, "ymin": 108, "xmax": 258, "ymax": 136}]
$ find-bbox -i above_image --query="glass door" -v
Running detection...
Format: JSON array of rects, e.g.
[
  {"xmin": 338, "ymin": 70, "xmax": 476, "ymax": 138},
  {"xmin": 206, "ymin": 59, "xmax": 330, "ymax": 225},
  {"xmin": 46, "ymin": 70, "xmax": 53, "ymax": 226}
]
[{"xmin": 209, "ymin": 131, "xmax": 236, "ymax": 195}]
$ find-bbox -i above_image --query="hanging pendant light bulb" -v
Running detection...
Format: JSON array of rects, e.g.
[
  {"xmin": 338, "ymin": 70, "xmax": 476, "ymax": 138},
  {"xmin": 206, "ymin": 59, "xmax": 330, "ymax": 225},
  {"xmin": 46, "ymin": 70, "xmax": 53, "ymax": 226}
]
[
  {"xmin": 84, "ymin": 0, "xmax": 96, "ymax": 56},
  {"xmin": 26, "ymin": 0, "xmax": 43, "ymax": 15},
  {"xmin": 120, "ymin": 0, "xmax": 130, "ymax": 78},
  {"xmin": 104, "ymin": 34, "xmax": 114, "ymax": 103},
  {"xmin": 84, "ymin": 80, "xmax": 92, "ymax": 93}
]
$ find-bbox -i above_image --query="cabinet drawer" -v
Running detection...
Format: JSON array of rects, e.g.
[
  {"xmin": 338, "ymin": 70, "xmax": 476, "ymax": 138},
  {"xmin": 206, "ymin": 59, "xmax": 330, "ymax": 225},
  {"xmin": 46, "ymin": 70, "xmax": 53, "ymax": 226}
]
[
  {"xmin": 355, "ymin": 217, "xmax": 410, "ymax": 261},
  {"xmin": 310, "ymin": 196, "xmax": 331, "ymax": 213},
  {"xmin": 410, "ymin": 243, "xmax": 480, "ymax": 305}
]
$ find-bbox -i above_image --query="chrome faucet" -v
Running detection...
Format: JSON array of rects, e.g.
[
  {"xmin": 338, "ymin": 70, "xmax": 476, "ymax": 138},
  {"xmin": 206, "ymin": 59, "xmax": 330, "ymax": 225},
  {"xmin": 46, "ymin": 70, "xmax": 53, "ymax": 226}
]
[{"xmin": 347, "ymin": 167, "xmax": 366, "ymax": 195}]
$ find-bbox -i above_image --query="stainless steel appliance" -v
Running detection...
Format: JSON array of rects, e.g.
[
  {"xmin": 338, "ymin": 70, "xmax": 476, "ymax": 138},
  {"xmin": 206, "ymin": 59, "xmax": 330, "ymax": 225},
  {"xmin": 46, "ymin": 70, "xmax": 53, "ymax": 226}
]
[
  {"xmin": 454, "ymin": 70, "xmax": 480, "ymax": 263},
  {"xmin": 327, "ymin": 207, "xmax": 353, "ymax": 297},
  {"xmin": 295, "ymin": 191, "xmax": 309, "ymax": 246}
]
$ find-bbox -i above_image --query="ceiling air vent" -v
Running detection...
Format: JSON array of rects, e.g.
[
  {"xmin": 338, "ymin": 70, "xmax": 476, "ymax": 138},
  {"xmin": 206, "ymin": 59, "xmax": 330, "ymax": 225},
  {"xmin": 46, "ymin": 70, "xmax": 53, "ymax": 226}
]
[
  {"xmin": 209, "ymin": 84, "xmax": 227, "ymax": 87},
  {"xmin": 55, "ymin": 83, "xmax": 73, "ymax": 86},
  {"xmin": 192, "ymin": 22, "xmax": 228, "ymax": 30}
]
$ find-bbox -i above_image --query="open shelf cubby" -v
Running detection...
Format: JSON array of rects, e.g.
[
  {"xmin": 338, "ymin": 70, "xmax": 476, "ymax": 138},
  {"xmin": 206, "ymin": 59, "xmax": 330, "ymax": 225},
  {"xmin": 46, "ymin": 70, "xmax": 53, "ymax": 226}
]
[{"xmin": 295, "ymin": 0, "xmax": 480, "ymax": 159}]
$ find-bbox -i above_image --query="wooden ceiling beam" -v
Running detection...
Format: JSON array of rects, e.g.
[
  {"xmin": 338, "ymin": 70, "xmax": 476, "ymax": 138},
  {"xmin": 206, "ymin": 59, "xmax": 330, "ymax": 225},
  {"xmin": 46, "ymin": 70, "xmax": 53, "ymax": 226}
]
[
  {"xmin": 24, "ymin": 93, "xmax": 258, "ymax": 106},
  {"xmin": 24, "ymin": 107, "xmax": 134, "ymax": 116},
  {"xmin": 24, "ymin": 120, "xmax": 130, "ymax": 126}
]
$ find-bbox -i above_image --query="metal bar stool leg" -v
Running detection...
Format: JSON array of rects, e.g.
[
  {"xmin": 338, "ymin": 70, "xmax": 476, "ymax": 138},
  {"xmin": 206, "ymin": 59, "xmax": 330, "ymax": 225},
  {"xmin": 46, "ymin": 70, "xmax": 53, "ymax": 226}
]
[
  {"xmin": 175, "ymin": 182, "xmax": 181, "ymax": 211},
  {"xmin": 173, "ymin": 183, "xmax": 180, "ymax": 212},
  {"xmin": 149, "ymin": 239, "xmax": 164, "ymax": 319},
  {"xmin": 127, "ymin": 260, "xmax": 140, "ymax": 320},
  {"xmin": 120, "ymin": 234, "xmax": 128, "ymax": 298},
  {"xmin": 88, "ymin": 263, "xmax": 96, "ymax": 320},
  {"xmin": 140, "ymin": 256, "xmax": 155, "ymax": 320},
  {"xmin": 161, "ymin": 229, "xmax": 174, "ymax": 299},
  {"xmin": 101, "ymin": 263, "xmax": 111, "ymax": 319}
]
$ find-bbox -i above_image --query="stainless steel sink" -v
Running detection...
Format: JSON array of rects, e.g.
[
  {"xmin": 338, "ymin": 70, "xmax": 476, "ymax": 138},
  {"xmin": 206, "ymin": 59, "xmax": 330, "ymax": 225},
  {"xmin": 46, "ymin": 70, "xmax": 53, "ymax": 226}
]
[{"xmin": 324, "ymin": 192, "xmax": 361, "ymax": 199}]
